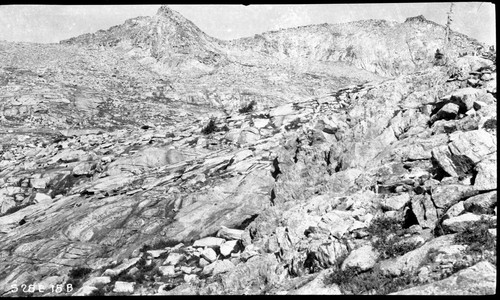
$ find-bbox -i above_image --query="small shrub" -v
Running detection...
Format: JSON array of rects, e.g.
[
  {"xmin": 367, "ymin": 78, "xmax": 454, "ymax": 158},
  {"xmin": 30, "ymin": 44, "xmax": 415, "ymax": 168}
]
[
  {"xmin": 238, "ymin": 100, "xmax": 256, "ymax": 114},
  {"xmin": 367, "ymin": 216, "xmax": 403, "ymax": 237},
  {"xmin": 201, "ymin": 117, "xmax": 217, "ymax": 135},
  {"xmin": 453, "ymin": 218, "xmax": 495, "ymax": 253},
  {"xmin": 140, "ymin": 244, "xmax": 152, "ymax": 253},
  {"xmin": 482, "ymin": 118, "xmax": 496, "ymax": 130},
  {"xmin": 65, "ymin": 266, "xmax": 92, "ymax": 290},
  {"xmin": 367, "ymin": 216, "xmax": 417, "ymax": 259},
  {"xmin": 69, "ymin": 266, "xmax": 92, "ymax": 279},
  {"xmin": 136, "ymin": 256, "xmax": 156, "ymax": 272},
  {"xmin": 381, "ymin": 240, "xmax": 421, "ymax": 259}
]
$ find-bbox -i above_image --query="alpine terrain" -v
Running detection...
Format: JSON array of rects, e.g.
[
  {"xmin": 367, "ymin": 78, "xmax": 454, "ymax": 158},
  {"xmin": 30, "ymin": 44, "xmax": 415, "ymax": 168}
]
[{"xmin": 0, "ymin": 6, "xmax": 496, "ymax": 296}]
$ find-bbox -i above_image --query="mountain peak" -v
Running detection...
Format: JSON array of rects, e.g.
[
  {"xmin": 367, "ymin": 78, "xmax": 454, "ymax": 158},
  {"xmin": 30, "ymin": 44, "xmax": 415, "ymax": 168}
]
[{"xmin": 156, "ymin": 5, "xmax": 182, "ymax": 19}]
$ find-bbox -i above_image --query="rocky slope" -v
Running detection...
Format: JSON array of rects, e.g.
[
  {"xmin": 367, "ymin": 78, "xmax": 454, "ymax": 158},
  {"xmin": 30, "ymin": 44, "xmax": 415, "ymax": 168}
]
[
  {"xmin": 0, "ymin": 5, "xmax": 496, "ymax": 296},
  {"xmin": 227, "ymin": 15, "xmax": 483, "ymax": 77}
]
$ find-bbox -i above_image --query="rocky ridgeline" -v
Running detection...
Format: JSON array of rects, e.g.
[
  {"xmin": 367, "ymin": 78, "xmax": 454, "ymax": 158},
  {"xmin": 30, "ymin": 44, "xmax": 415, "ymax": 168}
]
[
  {"xmin": 62, "ymin": 7, "xmax": 481, "ymax": 79},
  {"xmin": 0, "ymin": 50, "xmax": 496, "ymax": 295}
]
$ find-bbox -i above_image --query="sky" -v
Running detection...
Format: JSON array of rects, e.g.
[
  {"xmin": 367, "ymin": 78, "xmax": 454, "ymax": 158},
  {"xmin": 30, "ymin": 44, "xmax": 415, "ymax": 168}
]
[{"xmin": 0, "ymin": 3, "xmax": 496, "ymax": 46}]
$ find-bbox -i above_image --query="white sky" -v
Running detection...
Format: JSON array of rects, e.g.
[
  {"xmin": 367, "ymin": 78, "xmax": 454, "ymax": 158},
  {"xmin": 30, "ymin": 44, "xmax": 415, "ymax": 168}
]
[{"xmin": 0, "ymin": 3, "xmax": 496, "ymax": 46}]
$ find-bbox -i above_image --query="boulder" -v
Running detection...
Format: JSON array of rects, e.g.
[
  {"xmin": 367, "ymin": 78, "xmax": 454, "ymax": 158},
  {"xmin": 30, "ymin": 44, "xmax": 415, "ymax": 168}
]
[
  {"xmin": 431, "ymin": 145, "xmax": 473, "ymax": 177},
  {"xmin": 463, "ymin": 191, "xmax": 496, "ymax": 214},
  {"xmin": 313, "ymin": 240, "xmax": 349, "ymax": 268},
  {"xmin": 431, "ymin": 184, "xmax": 478, "ymax": 209},
  {"xmin": 113, "ymin": 281, "xmax": 135, "ymax": 294},
  {"xmin": 166, "ymin": 148, "xmax": 184, "ymax": 164},
  {"xmin": 441, "ymin": 213, "xmax": 483, "ymax": 232},
  {"xmin": 163, "ymin": 252, "xmax": 185, "ymax": 266},
  {"xmin": 270, "ymin": 103, "xmax": 296, "ymax": 117},
  {"xmin": 73, "ymin": 285, "xmax": 98, "ymax": 296},
  {"xmin": 238, "ymin": 127, "xmax": 260, "ymax": 144},
  {"xmin": 381, "ymin": 193, "xmax": 410, "ymax": 211},
  {"xmin": 448, "ymin": 130, "xmax": 496, "ymax": 164},
  {"xmin": 193, "ymin": 237, "xmax": 226, "ymax": 249},
  {"xmin": 216, "ymin": 226, "xmax": 244, "ymax": 240},
  {"xmin": 200, "ymin": 248, "xmax": 217, "ymax": 263},
  {"xmin": 158, "ymin": 265, "xmax": 176, "ymax": 276},
  {"xmin": 30, "ymin": 177, "xmax": 50, "ymax": 189},
  {"xmin": 411, "ymin": 194, "xmax": 438, "ymax": 229},
  {"xmin": 453, "ymin": 56, "xmax": 493, "ymax": 73},
  {"xmin": 72, "ymin": 162, "xmax": 94, "ymax": 175},
  {"xmin": 220, "ymin": 240, "xmax": 239, "ymax": 257},
  {"xmin": 429, "ymin": 103, "xmax": 459, "ymax": 123},
  {"xmin": 443, "ymin": 201, "xmax": 465, "ymax": 219},
  {"xmin": 474, "ymin": 156, "xmax": 497, "ymax": 191},
  {"xmin": 341, "ymin": 245, "xmax": 378, "ymax": 271},
  {"xmin": 450, "ymin": 88, "xmax": 486, "ymax": 111},
  {"xmin": 83, "ymin": 276, "xmax": 111, "ymax": 287},
  {"xmin": 202, "ymin": 259, "xmax": 235, "ymax": 276},
  {"xmin": 102, "ymin": 257, "xmax": 141, "ymax": 277},
  {"xmin": 146, "ymin": 249, "xmax": 168, "ymax": 258}
]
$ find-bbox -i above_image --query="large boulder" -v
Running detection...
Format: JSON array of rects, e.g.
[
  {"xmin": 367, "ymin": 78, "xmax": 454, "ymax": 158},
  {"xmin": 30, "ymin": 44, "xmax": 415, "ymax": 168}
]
[
  {"xmin": 448, "ymin": 130, "xmax": 496, "ymax": 164},
  {"xmin": 473, "ymin": 154, "xmax": 497, "ymax": 191},
  {"xmin": 463, "ymin": 191, "xmax": 497, "ymax": 214},
  {"xmin": 431, "ymin": 184, "xmax": 478, "ymax": 209},
  {"xmin": 341, "ymin": 245, "xmax": 378, "ymax": 272},
  {"xmin": 411, "ymin": 194, "xmax": 438, "ymax": 229}
]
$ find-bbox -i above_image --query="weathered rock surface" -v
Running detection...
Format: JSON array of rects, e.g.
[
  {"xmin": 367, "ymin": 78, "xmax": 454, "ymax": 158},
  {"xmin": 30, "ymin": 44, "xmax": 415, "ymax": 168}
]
[{"xmin": 0, "ymin": 5, "xmax": 496, "ymax": 297}]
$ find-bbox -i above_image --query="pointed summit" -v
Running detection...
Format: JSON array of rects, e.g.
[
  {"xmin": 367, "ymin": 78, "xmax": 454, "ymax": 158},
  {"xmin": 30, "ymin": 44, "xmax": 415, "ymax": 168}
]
[
  {"xmin": 156, "ymin": 5, "xmax": 175, "ymax": 16},
  {"xmin": 156, "ymin": 5, "xmax": 186, "ymax": 21}
]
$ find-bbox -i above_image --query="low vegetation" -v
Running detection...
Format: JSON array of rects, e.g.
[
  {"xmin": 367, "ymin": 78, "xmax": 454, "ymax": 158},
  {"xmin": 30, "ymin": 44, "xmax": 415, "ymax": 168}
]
[
  {"xmin": 366, "ymin": 216, "xmax": 420, "ymax": 259},
  {"xmin": 201, "ymin": 117, "xmax": 217, "ymax": 135},
  {"xmin": 453, "ymin": 217, "xmax": 496, "ymax": 253},
  {"xmin": 326, "ymin": 264, "xmax": 417, "ymax": 295},
  {"xmin": 238, "ymin": 100, "xmax": 256, "ymax": 114},
  {"xmin": 65, "ymin": 266, "xmax": 93, "ymax": 290}
]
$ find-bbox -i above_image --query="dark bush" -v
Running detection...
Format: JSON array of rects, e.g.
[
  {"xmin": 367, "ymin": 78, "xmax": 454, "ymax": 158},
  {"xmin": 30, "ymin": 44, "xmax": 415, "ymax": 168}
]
[
  {"xmin": 201, "ymin": 117, "xmax": 217, "ymax": 135},
  {"xmin": 238, "ymin": 100, "xmax": 257, "ymax": 114},
  {"xmin": 140, "ymin": 244, "xmax": 152, "ymax": 253},
  {"xmin": 483, "ymin": 118, "xmax": 496, "ymax": 130},
  {"xmin": 380, "ymin": 240, "xmax": 421, "ymax": 259},
  {"xmin": 367, "ymin": 216, "xmax": 419, "ymax": 259},
  {"xmin": 69, "ymin": 266, "xmax": 92, "ymax": 279},
  {"xmin": 65, "ymin": 266, "xmax": 92, "ymax": 290}
]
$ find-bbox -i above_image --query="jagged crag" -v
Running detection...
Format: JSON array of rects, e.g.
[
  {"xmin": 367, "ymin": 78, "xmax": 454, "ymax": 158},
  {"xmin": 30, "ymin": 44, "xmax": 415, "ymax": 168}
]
[{"xmin": 0, "ymin": 6, "xmax": 496, "ymax": 296}]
